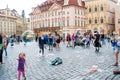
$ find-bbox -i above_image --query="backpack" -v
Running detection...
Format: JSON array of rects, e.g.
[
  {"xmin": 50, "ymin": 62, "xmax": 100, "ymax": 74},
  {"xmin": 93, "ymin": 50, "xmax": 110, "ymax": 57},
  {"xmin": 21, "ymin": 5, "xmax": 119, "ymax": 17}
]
[{"xmin": 50, "ymin": 57, "xmax": 62, "ymax": 65}]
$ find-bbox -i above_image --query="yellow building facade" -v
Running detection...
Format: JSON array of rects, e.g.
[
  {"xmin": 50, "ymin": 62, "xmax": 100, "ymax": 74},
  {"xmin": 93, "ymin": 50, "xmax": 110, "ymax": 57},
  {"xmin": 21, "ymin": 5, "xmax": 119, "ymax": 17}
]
[
  {"xmin": 85, "ymin": 0, "xmax": 118, "ymax": 34},
  {"xmin": 115, "ymin": 4, "xmax": 120, "ymax": 35},
  {"xmin": 0, "ymin": 7, "xmax": 23, "ymax": 36}
]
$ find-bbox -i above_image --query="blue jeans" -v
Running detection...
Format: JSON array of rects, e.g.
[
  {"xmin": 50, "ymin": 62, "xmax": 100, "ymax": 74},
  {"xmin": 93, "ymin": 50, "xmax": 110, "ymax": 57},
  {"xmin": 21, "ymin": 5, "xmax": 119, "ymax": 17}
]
[
  {"xmin": 101, "ymin": 39, "xmax": 105, "ymax": 45},
  {"xmin": 107, "ymin": 38, "xmax": 110, "ymax": 43},
  {"xmin": 4, "ymin": 48, "xmax": 7, "ymax": 56}
]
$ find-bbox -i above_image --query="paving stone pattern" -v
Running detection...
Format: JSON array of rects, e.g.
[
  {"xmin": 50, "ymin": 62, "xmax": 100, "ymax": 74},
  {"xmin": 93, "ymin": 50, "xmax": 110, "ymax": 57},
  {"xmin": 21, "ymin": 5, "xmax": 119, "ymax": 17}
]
[{"xmin": 0, "ymin": 41, "xmax": 120, "ymax": 80}]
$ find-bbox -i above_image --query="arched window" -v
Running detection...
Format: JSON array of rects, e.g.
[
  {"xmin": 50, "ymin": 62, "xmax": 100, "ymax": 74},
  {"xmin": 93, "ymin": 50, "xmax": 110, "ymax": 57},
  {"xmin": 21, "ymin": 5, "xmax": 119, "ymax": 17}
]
[
  {"xmin": 101, "ymin": 17, "xmax": 103, "ymax": 23},
  {"xmin": 95, "ymin": 18, "xmax": 97, "ymax": 23},
  {"xmin": 95, "ymin": 6, "xmax": 97, "ymax": 12}
]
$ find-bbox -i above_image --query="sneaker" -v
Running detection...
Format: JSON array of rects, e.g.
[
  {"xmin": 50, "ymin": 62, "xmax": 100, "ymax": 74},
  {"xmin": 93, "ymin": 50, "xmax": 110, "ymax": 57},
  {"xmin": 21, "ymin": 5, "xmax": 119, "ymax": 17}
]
[{"xmin": 113, "ymin": 63, "xmax": 118, "ymax": 66}]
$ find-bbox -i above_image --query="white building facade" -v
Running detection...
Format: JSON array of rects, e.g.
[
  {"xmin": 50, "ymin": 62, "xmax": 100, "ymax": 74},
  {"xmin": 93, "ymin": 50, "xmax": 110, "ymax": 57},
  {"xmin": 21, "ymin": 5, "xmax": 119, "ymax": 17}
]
[{"xmin": 0, "ymin": 7, "xmax": 23, "ymax": 36}]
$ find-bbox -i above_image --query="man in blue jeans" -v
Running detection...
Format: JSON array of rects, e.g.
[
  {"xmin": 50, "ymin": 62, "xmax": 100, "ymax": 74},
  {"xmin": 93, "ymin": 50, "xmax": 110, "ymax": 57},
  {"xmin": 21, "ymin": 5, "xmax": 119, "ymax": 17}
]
[{"xmin": 38, "ymin": 34, "xmax": 45, "ymax": 56}]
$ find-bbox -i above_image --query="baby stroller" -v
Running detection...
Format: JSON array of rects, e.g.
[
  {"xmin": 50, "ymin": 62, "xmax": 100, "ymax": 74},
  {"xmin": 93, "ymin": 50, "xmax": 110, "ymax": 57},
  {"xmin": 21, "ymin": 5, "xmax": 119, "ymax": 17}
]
[
  {"xmin": 74, "ymin": 37, "xmax": 84, "ymax": 47},
  {"xmin": 81, "ymin": 37, "xmax": 90, "ymax": 48}
]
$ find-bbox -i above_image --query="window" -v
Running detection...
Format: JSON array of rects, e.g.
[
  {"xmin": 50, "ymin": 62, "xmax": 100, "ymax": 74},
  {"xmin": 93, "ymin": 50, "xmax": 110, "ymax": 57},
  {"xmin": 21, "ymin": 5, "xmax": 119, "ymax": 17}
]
[
  {"xmin": 118, "ymin": 19, "xmax": 120, "ymax": 24},
  {"xmin": 95, "ymin": 18, "xmax": 97, "ymax": 23},
  {"xmin": 39, "ymin": 24, "xmax": 41, "ymax": 28},
  {"xmin": 63, "ymin": 11, "xmax": 65, "ymax": 15},
  {"xmin": 48, "ymin": 22, "xmax": 50, "ymax": 27},
  {"xmin": 78, "ymin": 10, "xmax": 79, "ymax": 14},
  {"xmin": 67, "ymin": 20, "xmax": 69, "ymax": 26},
  {"xmin": 52, "ymin": 22, "xmax": 54, "ymax": 27},
  {"xmin": 112, "ymin": 18, "xmax": 114, "ymax": 23},
  {"xmin": 84, "ymin": 21, "xmax": 85, "ymax": 27},
  {"xmin": 55, "ymin": 11, "xmax": 57, "ymax": 16},
  {"xmin": 0, "ymin": 22, "xmax": 2, "ymax": 28},
  {"xmin": 81, "ymin": 21, "xmax": 83, "ymax": 26},
  {"xmin": 89, "ymin": 8, "xmax": 91, "ymax": 12},
  {"xmin": 75, "ymin": 9, "xmax": 76, "ymax": 14},
  {"xmin": 4, "ymin": 22, "xmax": 6, "ymax": 27},
  {"xmin": 89, "ymin": 19, "xmax": 91, "ymax": 24},
  {"xmin": 95, "ymin": 7, "xmax": 97, "ymax": 12},
  {"xmin": 101, "ymin": 17, "xmax": 103, "ymax": 23},
  {"xmin": 67, "ymin": 11, "xmax": 69, "ymax": 14},
  {"xmin": 8, "ymin": 22, "xmax": 9, "ymax": 27},
  {"xmin": 81, "ymin": 10, "xmax": 82, "ymax": 15},
  {"xmin": 63, "ymin": 20, "xmax": 65, "ymax": 27},
  {"xmin": 75, "ymin": 20, "xmax": 77, "ymax": 26},
  {"xmin": 101, "ymin": 5, "xmax": 103, "ymax": 11},
  {"xmin": 78, "ymin": 20, "xmax": 79, "ymax": 26}
]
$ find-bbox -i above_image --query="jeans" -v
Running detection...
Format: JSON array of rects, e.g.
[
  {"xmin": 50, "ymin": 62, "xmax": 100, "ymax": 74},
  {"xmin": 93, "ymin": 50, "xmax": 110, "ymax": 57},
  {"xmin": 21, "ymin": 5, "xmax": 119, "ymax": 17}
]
[
  {"xmin": 108, "ymin": 38, "xmax": 110, "ymax": 43},
  {"xmin": 18, "ymin": 70, "xmax": 25, "ymax": 80},
  {"xmin": 4, "ymin": 48, "xmax": 7, "ymax": 56},
  {"xmin": 101, "ymin": 39, "xmax": 105, "ymax": 45},
  {"xmin": 39, "ymin": 44, "xmax": 44, "ymax": 55}
]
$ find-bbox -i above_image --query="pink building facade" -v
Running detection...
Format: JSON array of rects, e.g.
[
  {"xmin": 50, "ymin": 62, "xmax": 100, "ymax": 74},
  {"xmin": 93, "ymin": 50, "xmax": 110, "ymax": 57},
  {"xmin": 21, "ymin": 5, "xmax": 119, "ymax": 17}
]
[{"xmin": 29, "ymin": 0, "xmax": 86, "ymax": 34}]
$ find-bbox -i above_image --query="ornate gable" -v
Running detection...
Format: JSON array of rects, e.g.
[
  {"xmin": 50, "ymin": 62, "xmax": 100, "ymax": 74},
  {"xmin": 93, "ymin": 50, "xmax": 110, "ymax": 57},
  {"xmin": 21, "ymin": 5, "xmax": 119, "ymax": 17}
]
[
  {"xmin": 49, "ymin": 3, "xmax": 62, "ymax": 11},
  {"xmin": 33, "ymin": 7, "xmax": 41, "ymax": 15}
]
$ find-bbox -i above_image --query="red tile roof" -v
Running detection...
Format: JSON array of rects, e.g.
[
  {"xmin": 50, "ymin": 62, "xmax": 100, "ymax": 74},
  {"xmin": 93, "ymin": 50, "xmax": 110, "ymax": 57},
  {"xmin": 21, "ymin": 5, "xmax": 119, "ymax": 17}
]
[
  {"xmin": 69, "ymin": 0, "xmax": 78, "ymax": 6},
  {"xmin": 29, "ymin": 0, "xmax": 86, "ymax": 15},
  {"xmin": 57, "ymin": 0, "xmax": 64, "ymax": 5}
]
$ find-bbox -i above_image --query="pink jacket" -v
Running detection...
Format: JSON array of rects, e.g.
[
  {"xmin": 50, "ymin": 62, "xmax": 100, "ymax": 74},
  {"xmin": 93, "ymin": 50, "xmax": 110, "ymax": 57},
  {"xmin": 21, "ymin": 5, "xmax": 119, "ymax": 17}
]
[{"xmin": 71, "ymin": 34, "xmax": 75, "ymax": 41}]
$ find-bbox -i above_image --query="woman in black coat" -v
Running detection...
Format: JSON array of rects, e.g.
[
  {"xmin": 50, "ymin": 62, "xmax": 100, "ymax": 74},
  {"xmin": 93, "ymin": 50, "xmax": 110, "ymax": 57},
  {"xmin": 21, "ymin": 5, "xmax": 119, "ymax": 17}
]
[{"xmin": 94, "ymin": 32, "xmax": 101, "ymax": 52}]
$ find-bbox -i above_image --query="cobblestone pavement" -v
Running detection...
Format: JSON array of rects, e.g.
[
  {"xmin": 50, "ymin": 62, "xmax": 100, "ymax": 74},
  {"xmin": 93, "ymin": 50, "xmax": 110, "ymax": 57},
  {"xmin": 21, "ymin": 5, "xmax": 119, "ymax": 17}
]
[{"xmin": 0, "ymin": 41, "xmax": 120, "ymax": 80}]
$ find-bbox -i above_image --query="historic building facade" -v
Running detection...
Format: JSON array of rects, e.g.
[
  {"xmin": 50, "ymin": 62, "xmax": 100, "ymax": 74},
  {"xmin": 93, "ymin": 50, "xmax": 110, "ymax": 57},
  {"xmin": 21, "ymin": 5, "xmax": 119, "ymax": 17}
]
[
  {"xmin": 85, "ymin": 0, "xmax": 118, "ymax": 34},
  {"xmin": 115, "ymin": 4, "xmax": 120, "ymax": 35},
  {"xmin": 29, "ymin": 0, "xmax": 86, "ymax": 35},
  {"xmin": 0, "ymin": 7, "xmax": 23, "ymax": 36}
]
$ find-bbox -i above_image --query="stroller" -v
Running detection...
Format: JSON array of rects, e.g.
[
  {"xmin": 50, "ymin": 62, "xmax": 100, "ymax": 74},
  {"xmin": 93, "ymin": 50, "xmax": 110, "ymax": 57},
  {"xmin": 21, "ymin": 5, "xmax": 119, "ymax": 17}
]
[
  {"xmin": 82, "ymin": 37, "xmax": 90, "ymax": 48},
  {"xmin": 74, "ymin": 36, "xmax": 84, "ymax": 47}
]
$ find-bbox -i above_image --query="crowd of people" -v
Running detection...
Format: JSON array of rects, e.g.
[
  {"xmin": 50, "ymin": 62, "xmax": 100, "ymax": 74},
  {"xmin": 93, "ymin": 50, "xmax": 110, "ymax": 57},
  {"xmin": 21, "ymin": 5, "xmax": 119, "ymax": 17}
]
[
  {"xmin": 1, "ymin": 31, "xmax": 120, "ymax": 80},
  {"xmin": 36, "ymin": 31, "xmax": 120, "ymax": 68},
  {"xmin": 36, "ymin": 31, "xmax": 105, "ymax": 55}
]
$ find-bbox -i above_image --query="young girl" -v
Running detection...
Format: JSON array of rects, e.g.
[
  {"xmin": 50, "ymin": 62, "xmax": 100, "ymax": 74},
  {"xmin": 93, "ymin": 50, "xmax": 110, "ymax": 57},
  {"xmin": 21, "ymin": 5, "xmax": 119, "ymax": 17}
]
[{"xmin": 17, "ymin": 53, "xmax": 27, "ymax": 80}]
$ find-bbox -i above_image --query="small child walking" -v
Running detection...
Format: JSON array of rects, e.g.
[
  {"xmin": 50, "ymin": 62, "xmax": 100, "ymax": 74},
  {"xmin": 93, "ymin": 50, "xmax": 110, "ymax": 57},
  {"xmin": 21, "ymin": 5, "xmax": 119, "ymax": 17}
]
[{"xmin": 17, "ymin": 53, "xmax": 28, "ymax": 80}]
